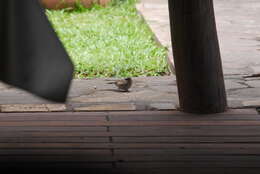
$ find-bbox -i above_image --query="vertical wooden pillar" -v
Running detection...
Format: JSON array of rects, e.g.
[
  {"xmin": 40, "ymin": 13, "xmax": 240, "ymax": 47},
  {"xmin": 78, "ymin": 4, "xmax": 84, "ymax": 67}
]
[{"xmin": 168, "ymin": 0, "xmax": 227, "ymax": 114}]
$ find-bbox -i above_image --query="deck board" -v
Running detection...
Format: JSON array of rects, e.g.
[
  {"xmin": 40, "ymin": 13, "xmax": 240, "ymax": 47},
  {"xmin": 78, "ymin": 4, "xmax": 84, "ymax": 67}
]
[{"xmin": 0, "ymin": 110, "xmax": 260, "ymax": 173}]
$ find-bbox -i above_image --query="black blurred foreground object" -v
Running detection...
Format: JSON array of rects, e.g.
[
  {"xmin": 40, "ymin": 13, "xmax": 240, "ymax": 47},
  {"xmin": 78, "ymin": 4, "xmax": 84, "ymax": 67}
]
[{"xmin": 0, "ymin": 0, "xmax": 74, "ymax": 102}]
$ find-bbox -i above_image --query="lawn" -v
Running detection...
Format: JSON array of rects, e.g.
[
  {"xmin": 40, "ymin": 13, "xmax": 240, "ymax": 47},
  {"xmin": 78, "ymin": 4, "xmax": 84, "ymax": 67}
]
[{"xmin": 47, "ymin": 0, "xmax": 169, "ymax": 78}]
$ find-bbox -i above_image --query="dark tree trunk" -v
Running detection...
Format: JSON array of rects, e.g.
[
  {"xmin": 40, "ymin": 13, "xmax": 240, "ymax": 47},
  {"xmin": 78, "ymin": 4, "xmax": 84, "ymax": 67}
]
[{"xmin": 168, "ymin": 0, "xmax": 227, "ymax": 114}]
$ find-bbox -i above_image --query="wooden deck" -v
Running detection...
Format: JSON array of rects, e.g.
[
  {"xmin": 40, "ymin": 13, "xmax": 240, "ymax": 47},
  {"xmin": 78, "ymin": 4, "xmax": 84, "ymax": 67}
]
[{"xmin": 1, "ymin": 110, "xmax": 260, "ymax": 173}]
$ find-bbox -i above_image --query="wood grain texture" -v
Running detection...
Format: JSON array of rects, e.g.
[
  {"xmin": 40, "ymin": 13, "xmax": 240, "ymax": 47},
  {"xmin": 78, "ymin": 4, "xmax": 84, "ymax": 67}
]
[
  {"xmin": 168, "ymin": 0, "xmax": 227, "ymax": 113},
  {"xmin": 0, "ymin": 111, "xmax": 259, "ymax": 174}
]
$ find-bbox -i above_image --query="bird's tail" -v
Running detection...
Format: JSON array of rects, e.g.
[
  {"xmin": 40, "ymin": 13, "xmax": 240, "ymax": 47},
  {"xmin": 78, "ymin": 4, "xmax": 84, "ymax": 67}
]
[
  {"xmin": 105, "ymin": 79, "xmax": 117, "ymax": 84},
  {"xmin": 107, "ymin": 82, "xmax": 115, "ymax": 84}
]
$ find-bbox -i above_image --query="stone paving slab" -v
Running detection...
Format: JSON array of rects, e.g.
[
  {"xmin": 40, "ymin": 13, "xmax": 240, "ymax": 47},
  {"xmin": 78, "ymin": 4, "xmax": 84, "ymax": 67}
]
[
  {"xmin": 0, "ymin": 104, "xmax": 67, "ymax": 113},
  {"xmin": 0, "ymin": 75, "xmax": 259, "ymax": 112},
  {"xmin": 0, "ymin": 76, "xmax": 179, "ymax": 112},
  {"xmin": 74, "ymin": 103, "xmax": 137, "ymax": 112}
]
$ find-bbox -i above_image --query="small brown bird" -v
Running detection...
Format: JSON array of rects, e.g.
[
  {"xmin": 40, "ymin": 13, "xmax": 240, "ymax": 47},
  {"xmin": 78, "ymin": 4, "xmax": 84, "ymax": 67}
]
[{"xmin": 107, "ymin": 78, "xmax": 132, "ymax": 92}]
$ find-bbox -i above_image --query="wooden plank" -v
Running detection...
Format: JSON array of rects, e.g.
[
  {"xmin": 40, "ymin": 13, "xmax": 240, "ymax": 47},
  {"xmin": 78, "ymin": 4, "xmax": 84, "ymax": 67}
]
[
  {"xmin": 0, "ymin": 137, "xmax": 110, "ymax": 143},
  {"xmin": 3, "ymin": 131, "xmax": 260, "ymax": 137},
  {"xmin": 0, "ymin": 112, "xmax": 258, "ymax": 122},
  {"xmin": 0, "ymin": 132, "xmax": 111, "ymax": 137},
  {"xmin": 113, "ymin": 136, "xmax": 260, "ymax": 143},
  {"xmin": 110, "ymin": 114, "xmax": 260, "ymax": 121},
  {"xmin": 107, "ymin": 120, "xmax": 260, "ymax": 126},
  {"xmin": 0, "ymin": 163, "xmax": 114, "ymax": 170},
  {"xmin": 1, "ymin": 120, "xmax": 260, "ymax": 127},
  {"xmin": 0, "ymin": 111, "xmax": 257, "ymax": 122},
  {"xmin": 0, "ymin": 149, "xmax": 111, "ymax": 155},
  {"xmin": 116, "ymin": 161, "xmax": 260, "ymax": 168},
  {"xmin": 0, "ymin": 112, "xmax": 108, "ymax": 116},
  {"xmin": 110, "ymin": 126, "xmax": 260, "ymax": 136},
  {"xmin": 0, "ymin": 112, "xmax": 107, "ymax": 121},
  {"xmin": 0, "ymin": 126, "xmax": 107, "ymax": 132},
  {"xmin": 0, "ymin": 156, "xmax": 114, "ymax": 162},
  {"xmin": 111, "ymin": 168, "xmax": 260, "ymax": 174},
  {"xmin": 1, "ymin": 158, "xmax": 260, "ymax": 168},
  {"xmin": 0, "ymin": 121, "xmax": 109, "ymax": 127},
  {"xmin": 0, "ymin": 143, "xmax": 260, "ymax": 150},
  {"xmin": 115, "ymin": 149, "xmax": 260, "ymax": 155},
  {"xmin": 114, "ymin": 155, "xmax": 260, "ymax": 162},
  {"xmin": 109, "ymin": 110, "xmax": 259, "ymax": 120},
  {"xmin": 2, "ymin": 167, "xmax": 259, "ymax": 174}
]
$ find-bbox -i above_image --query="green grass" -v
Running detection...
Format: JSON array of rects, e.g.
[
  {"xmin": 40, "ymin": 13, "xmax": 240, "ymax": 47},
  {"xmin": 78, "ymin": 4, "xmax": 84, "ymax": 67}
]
[{"xmin": 47, "ymin": 0, "xmax": 169, "ymax": 78}]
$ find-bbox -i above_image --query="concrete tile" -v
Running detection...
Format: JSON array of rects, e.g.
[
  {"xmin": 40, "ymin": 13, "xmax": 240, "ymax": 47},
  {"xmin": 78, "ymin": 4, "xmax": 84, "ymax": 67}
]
[
  {"xmin": 74, "ymin": 103, "xmax": 137, "ymax": 111},
  {"xmin": 46, "ymin": 104, "xmax": 67, "ymax": 112},
  {"xmin": 225, "ymin": 80, "xmax": 247, "ymax": 90},
  {"xmin": 0, "ymin": 104, "xmax": 48, "ymax": 113},
  {"xmin": 149, "ymin": 103, "xmax": 177, "ymax": 111},
  {"xmin": 243, "ymin": 100, "xmax": 260, "ymax": 107},
  {"xmin": 224, "ymin": 109, "xmax": 258, "ymax": 115},
  {"xmin": 250, "ymin": 66, "xmax": 260, "ymax": 74},
  {"xmin": 246, "ymin": 80, "xmax": 260, "ymax": 88}
]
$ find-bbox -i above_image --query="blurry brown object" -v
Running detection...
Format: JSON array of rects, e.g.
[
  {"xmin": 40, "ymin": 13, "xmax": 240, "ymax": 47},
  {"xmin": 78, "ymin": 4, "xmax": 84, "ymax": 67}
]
[
  {"xmin": 99, "ymin": 0, "xmax": 111, "ymax": 6},
  {"xmin": 40, "ymin": 0, "xmax": 111, "ymax": 9}
]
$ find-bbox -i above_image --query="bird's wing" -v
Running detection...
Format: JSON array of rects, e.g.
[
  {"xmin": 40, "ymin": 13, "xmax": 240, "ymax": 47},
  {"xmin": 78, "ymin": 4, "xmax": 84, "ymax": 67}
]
[
  {"xmin": 116, "ymin": 80, "xmax": 127, "ymax": 86},
  {"xmin": 105, "ymin": 79, "xmax": 118, "ymax": 81}
]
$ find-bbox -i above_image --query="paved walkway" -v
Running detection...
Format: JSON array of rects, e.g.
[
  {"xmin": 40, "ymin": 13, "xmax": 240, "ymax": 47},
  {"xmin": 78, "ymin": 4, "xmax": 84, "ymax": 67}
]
[
  {"xmin": 137, "ymin": 0, "xmax": 260, "ymax": 75},
  {"xmin": 0, "ymin": 76, "xmax": 179, "ymax": 112},
  {"xmin": 0, "ymin": 75, "xmax": 259, "ymax": 112},
  {"xmin": 0, "ymin": 0, "xmax": 260, "ymax": 112}
]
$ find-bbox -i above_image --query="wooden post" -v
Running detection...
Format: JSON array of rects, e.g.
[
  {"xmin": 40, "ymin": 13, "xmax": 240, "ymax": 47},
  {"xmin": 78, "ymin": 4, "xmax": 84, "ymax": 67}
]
[{"xmin": 168, "ymin": 0, "xmax": 227, "ymax": 114}]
